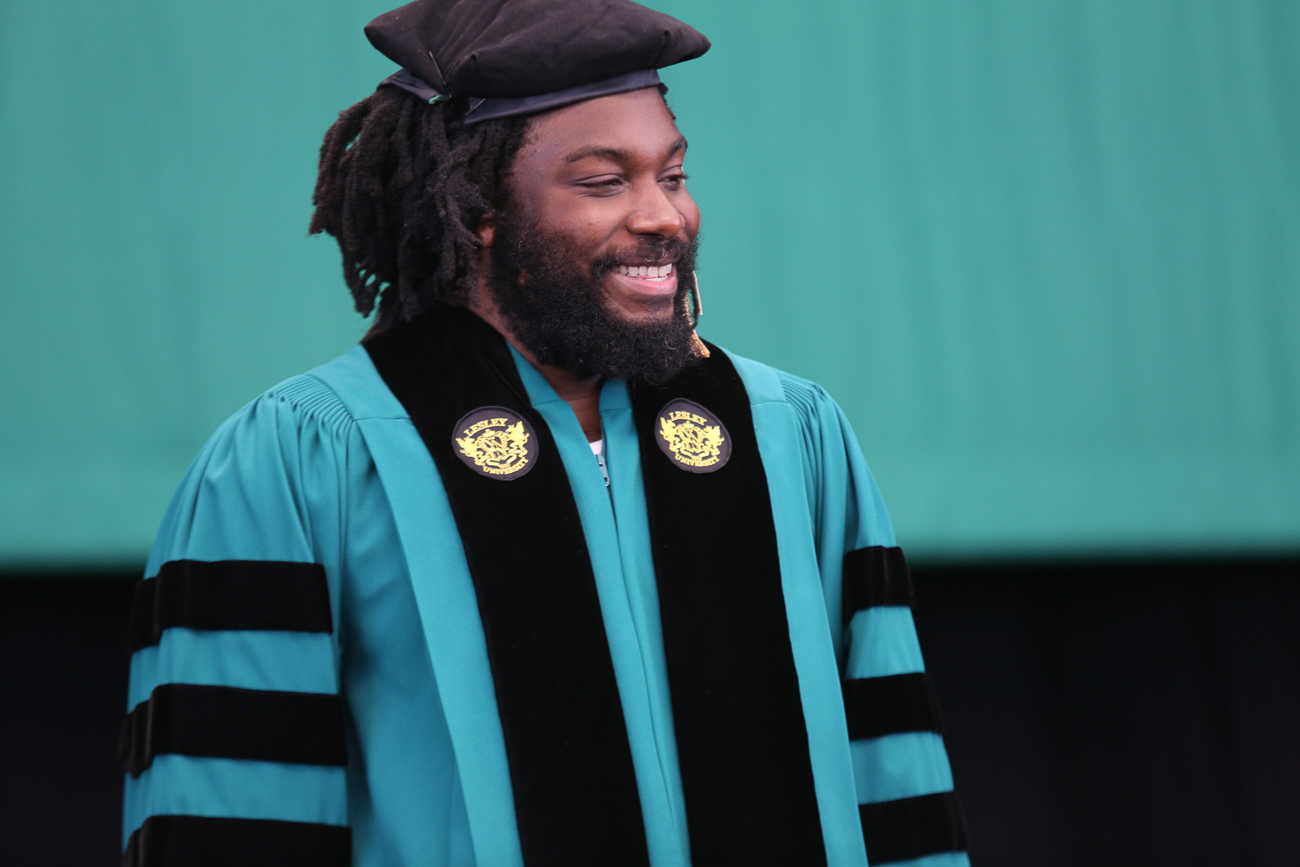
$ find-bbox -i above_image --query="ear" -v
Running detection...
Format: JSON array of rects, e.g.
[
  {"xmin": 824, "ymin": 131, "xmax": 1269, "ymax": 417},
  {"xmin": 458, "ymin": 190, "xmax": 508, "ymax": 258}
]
[{"xmin": 477, "ymin": 211, "xmax": 497, "ymax": 248}]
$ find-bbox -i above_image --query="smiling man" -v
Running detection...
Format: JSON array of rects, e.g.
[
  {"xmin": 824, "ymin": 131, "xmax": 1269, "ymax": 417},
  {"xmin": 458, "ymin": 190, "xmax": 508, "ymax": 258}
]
[
  {"xmin": 476, "ymin": 86, "xmax": 704, "ymax": 422},
  {"xmin": 120, "ymin": 1, "xmax": 969, "ymax": 866}
]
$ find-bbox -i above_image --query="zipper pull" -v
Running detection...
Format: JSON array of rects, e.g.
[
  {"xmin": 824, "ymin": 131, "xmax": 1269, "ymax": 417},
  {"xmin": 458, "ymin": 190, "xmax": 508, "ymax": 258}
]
[{"xmin": 595, "ymin": 440, "xmax": 610, "ymax": 488}]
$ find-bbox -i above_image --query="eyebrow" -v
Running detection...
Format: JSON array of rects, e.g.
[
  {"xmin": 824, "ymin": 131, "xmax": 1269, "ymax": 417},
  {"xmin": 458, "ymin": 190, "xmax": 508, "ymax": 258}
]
[{"xmin": 563, "ymin": 136, "xmax": 688, "ymax": 165}]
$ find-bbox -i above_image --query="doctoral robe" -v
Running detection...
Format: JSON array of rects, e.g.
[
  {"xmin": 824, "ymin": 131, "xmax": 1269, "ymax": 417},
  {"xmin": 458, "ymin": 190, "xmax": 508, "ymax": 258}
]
[{"xmin": 121, "ymin": 307, "xmax": 969, "ymax": 867}]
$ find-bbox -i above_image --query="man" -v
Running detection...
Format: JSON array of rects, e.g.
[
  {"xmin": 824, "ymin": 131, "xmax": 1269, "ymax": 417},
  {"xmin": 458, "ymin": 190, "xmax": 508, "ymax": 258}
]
[{"xmin": 120, "ymin": 1, "xmax": 969, "ymax": 865}]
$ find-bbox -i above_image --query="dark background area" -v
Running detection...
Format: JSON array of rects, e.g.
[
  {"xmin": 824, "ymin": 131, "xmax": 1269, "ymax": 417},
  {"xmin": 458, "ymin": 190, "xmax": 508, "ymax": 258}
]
[{"xmin": 2, "ymin": 558, "xmax": 1298, "ymax": 866}]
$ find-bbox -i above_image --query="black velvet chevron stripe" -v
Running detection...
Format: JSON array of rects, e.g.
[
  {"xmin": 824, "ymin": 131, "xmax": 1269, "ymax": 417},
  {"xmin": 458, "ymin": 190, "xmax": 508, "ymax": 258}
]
[
  {"xmin": 631, "ymin": 346, "xmax": 826, "ymax": 866},
  {"xmin": 128, "ymin": 559, "xmax": 332, "ymax": 652},
  {"xmin": 859, "ymin": 791, "xmax": 968, "ymax": 865},
  {"xmin": 842, "ymin": 546, "xmax": 913, "ymax": 622},
  {"xmin": 843, "ymin": 673, "xmax": 945, "ymax": 740},
  {"xmin": 365, "ymin": 305, "xmax": 649, "ymax": 867},
  {"xmin": 123, "ymin": 815, "xmax": 351, "ymax": 867},
  {"xmin": 120, "ymin": 684, "xmax": 347, "ymax": 776}
]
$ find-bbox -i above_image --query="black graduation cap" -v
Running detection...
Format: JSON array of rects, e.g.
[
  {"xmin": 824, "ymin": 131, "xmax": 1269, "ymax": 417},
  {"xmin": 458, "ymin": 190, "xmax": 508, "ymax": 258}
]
[{"xmin": 366, "ymin": 0, "xmax": 710, "ymax": 124}]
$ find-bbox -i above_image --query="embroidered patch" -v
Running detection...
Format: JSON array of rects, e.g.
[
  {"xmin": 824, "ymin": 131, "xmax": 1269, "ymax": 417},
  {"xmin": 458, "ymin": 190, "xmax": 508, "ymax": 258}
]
[
  {"xmin": 453, "ymin": 406, "xmax": 537, "ymax": 480},
  {"xmin": 655, "ymin": 398, "xmax": 731, "ymax": 473}
]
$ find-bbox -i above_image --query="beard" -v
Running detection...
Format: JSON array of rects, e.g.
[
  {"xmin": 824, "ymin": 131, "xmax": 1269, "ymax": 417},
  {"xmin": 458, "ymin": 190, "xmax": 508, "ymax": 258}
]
[{"xmin": 484, "ymin": 210, "xmax": 702, "ymax": 387}]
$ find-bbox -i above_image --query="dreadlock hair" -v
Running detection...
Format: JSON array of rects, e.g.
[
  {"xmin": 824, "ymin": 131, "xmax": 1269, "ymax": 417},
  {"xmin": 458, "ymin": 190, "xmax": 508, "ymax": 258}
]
[{"xmin": 309, "ymin": 85, "xmax": 531, "ymax": 335}]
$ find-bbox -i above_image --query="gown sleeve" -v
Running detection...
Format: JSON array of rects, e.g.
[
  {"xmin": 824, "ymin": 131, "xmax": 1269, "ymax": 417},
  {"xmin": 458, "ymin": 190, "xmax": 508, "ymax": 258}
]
[
  {"xmin": 780, "ymin": 372, "xmax": 972, "ymax": 867},
  {"xmin": 120, "ymin": 375, "xmax": 359, "ymax": 866}
]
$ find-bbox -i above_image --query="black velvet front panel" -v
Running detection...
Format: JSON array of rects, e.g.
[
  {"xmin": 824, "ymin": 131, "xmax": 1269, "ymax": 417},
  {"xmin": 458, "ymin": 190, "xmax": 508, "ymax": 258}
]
[
  {"xmin": 364, "ymin": 305, "xmax": 649, "ymax": 867},
  {"xmin": 123, "ymin": 815, "xmax": 352, "ymax": 867},
  {"xmin": 119, "ymin": 684, "xmax": 346, "ymax": 776},
  {"xmin": 127, "ymin": 560, "xmax": 332, "ymax": 652},
  {"xmin": 630, "ymin": 347, "xmax": 826, "ymax": 866}
]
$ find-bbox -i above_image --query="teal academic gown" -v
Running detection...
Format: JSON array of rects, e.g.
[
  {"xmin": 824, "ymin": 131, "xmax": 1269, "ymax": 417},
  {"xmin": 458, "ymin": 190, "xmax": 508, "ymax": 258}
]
[{"xmin": 123, "ymin": 342, "xmax": 969, "ymax": 867}]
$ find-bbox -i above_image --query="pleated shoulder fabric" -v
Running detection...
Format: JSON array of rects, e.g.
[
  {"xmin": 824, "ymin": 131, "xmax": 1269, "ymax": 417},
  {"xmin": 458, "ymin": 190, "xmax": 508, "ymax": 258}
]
[{"xmin": 121, "ymin": 371, "xmax": 476, "ymax": 866}]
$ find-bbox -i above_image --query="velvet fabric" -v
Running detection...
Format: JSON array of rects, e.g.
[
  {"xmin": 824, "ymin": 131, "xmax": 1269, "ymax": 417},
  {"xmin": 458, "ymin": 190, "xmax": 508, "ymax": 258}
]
[
  {"xmin": 366, "ymin": 307, "xmax": 826, "ymax": 864},
  {"xmin": 364, "ymin": 305, "xmax": 650, "ymax": 867},
  {"xmin": 120, "ymin": 683, "xmax": 347, "ymax": 776},
  {"xmin": 123, "ymin": 815, "xmax": 352, "ymax": 867},
  {"xmin": 842, "ymin": 673, "xmax": 945, "ymax": 740},
  {"xmin": 127, "ymin": 560, "xmax": 332, "ymax": 652},
  {"xmin": 364, "ymin": 0, "xmax": 708, "ymax": 99},
  {"xmin": 840, "ymin": 544, "xmax": 968, "ymax": 863},
  {"xmin": 858, "ymin": 791, "xmax": 969, "ymax": 864},
  {"xmin": 842, "ymin": 546, "xmax": 914, "ymax": 622},
  {"xmin": 631, "ymin": 346, "xmax": 826, "ymax": 866}
]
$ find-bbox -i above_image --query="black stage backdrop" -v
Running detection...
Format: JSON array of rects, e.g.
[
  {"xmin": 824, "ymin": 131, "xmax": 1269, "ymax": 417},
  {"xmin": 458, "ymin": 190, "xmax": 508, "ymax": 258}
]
[{"xmin": 2, "ymin": 557, "xmax": 1298, "ymax": 866}]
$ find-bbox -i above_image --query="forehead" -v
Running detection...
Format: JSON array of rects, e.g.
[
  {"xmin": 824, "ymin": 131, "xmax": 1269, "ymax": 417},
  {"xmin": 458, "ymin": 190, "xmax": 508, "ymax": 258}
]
[{"xmin": 517, "ymin": 87, "xmax": 686, "ymax": 167}]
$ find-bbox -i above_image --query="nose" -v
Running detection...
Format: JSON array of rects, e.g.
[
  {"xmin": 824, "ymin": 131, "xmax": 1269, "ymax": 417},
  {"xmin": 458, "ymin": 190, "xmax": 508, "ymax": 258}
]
[{"xmin": 626, "ymin": 181, "xmax": 687, "ymax": 238}]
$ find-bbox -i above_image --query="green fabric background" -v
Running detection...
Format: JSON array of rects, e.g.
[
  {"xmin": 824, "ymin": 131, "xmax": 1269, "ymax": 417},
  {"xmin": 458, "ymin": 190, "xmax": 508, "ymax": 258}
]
[{"xmin": 2, "ymin": 0, "xmax": 1297, "ymax": 567}]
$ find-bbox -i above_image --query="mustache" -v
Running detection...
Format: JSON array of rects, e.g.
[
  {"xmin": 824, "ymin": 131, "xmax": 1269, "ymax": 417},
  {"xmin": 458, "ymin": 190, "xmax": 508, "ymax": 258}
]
[{"xmin": 592, "ymin": 237, "xmax": 694, "ymax": 274}]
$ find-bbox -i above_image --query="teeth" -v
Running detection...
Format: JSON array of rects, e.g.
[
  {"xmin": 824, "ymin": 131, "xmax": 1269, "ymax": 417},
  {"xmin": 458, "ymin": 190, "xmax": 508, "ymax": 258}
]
[{"xmin": 615, "ymin": 263, "xmax": 674, "ymax": 279}]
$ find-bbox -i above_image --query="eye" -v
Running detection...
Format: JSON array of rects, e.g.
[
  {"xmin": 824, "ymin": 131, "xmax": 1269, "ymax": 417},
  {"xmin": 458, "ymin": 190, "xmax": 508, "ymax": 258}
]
[
  {"xmin": 576, "ymin": 176, "xmax": 625, "ymax": 193},
  {"xmin": 660, "ymin": 171, "xmax": 689, "ymax": 190}
]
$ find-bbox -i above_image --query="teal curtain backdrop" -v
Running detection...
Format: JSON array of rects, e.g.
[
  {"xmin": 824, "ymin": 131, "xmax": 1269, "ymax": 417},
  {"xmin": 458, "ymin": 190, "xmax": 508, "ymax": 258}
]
[{"xmin": 1, "ymin": 1, "xmax": 1297, "ymax": 567}]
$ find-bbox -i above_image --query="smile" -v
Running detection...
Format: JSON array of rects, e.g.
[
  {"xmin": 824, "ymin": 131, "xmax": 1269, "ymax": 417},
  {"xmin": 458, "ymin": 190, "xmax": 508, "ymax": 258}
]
[{"xmin": 614, "ymin": 263, "xmax": 674, "ymax": 281}]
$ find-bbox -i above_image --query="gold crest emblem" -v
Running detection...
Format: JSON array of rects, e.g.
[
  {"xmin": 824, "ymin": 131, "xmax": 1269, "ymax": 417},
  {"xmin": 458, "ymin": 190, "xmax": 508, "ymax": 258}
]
[
  {"xmin": 452, "ymin": 407, "xmax": 537, "ymax": 480},
  {"xmin": 654, "ymin": 399, "xmax": 732, "ymax": 473}
]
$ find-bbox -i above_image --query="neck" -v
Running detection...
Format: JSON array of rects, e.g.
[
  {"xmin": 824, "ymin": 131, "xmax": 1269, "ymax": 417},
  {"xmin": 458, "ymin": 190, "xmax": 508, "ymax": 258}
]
[{"xmin": 469, "ymin": 289, "xmax": 605, "ymax": 443}]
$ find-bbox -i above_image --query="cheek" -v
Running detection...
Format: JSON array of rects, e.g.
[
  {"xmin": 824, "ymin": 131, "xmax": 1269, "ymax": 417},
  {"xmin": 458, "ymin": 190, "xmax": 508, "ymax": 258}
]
[
  {"xmin": 678, "ymin": 195, "xmax": 701, "ymax": 237},
  {"xmin": 534, "ymin": 195, "xmax": 622, "ymax": 246}
]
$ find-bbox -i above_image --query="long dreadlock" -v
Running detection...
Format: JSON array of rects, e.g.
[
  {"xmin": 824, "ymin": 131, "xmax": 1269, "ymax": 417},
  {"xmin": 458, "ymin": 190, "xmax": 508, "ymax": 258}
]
[{"xmin": 309, "ymin": 85, "xmax": 530, "ymax": 334}]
